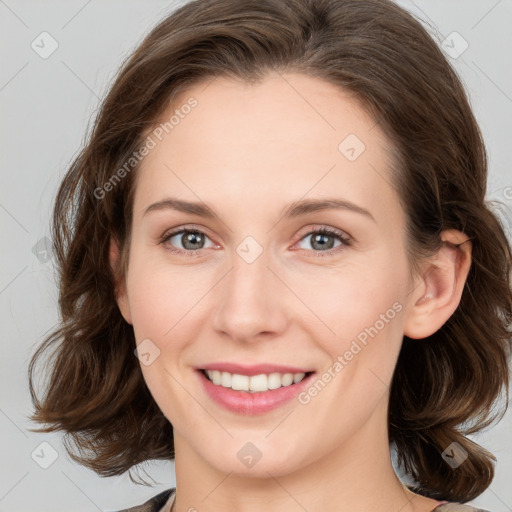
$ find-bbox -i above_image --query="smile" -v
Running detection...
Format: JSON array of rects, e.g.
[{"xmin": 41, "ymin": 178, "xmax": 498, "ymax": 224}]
[
  {"xmin": 202, "ymin": 369, "xmax": 311, "ymax": 393},
  {"xmin": 197, "ymin": 369, "xmax": 317, "ymax": 415}
]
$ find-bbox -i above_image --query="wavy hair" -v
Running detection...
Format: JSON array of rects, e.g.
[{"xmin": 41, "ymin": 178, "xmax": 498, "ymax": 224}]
[{"xmin": 28, "ymin": 0, "xmax": 512, "ymax": 501}]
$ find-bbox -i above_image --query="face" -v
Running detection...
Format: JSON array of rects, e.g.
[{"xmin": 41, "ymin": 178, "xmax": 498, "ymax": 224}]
[{"xmin": 115, "ymin": 73, "xmax": 419, "ymax": 478}]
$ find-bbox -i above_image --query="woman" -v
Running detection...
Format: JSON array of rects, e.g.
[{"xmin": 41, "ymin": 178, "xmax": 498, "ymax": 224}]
[{"xmin": 28, "ymin": 0, "xmax": 511, "ymax": 511}]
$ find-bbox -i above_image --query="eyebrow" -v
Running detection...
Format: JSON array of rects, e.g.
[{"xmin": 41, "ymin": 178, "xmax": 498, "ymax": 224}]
[{"xmin": 143, "ymin": 197, "xmax": 375, "ymax": 222}]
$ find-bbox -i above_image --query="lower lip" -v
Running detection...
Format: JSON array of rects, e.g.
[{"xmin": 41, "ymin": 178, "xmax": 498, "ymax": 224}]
[{"xmin": 196, "ymin": 370, "xmax": 316, "ymax": 415}]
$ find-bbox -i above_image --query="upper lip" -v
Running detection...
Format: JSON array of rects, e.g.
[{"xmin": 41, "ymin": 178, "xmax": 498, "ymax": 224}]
[{"xmin": 198, "ymin": 362, "xmax": 315, "ymax": 376}]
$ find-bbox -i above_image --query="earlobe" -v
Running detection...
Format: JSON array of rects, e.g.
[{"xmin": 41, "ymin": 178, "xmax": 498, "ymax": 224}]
[
  {"xmin": 404, "ymin": 230, "xmax": 472, "ymax": 339},
  {"xmin": 109, "ymin": 236, "xmax": 133, "ymax": 325}
]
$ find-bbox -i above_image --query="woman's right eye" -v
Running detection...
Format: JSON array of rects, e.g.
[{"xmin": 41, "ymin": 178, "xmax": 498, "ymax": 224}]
[{"xmin": 161, "ymin": 229, "xmax": 215, "ymax": 255}]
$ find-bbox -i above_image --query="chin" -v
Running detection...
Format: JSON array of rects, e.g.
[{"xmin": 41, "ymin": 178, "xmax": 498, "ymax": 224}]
[{"xmin": 201, "ymin": 439, "xmax": 304, "ymax": 478}]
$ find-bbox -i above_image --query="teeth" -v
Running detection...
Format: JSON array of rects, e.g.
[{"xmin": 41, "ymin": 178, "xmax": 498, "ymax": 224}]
[{"xmin": 205, "ymin": 370, "xmax": 307, "ymax": 392}]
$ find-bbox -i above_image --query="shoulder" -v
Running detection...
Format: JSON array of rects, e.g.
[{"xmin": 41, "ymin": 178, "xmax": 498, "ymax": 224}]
[
  {"xmin": 111, "ymin": 488, "xmax": 175, "ymax": 512},
  {"xmin": 434, "ymin": 503, "xmax": 492, "ymax": 511}
]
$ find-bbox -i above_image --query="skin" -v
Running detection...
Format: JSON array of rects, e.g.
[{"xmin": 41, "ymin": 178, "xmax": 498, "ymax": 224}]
[{"xmin": 112, "ymin": 73, "xmax": 472, "ymax": 512}]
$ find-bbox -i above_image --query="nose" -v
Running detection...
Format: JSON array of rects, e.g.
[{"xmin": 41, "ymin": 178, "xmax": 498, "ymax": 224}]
[{"xmin": 211, "ymin": 246, "xmax": 289, "ymax": 343}]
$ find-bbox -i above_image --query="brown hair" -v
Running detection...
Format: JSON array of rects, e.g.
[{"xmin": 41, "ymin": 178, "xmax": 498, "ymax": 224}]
[{"xmin": 28, "ymin": 0, "xmax": 512, "ymax": 501}]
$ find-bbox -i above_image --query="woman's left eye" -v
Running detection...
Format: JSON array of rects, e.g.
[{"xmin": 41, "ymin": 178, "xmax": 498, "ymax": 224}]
[
  {"xmin": 160, "ymin": 226, "xmax": 350, "ymax": 256},
  {"xmin": 294, "ymin": 227, "xmax": 350, "ymax": 255}
]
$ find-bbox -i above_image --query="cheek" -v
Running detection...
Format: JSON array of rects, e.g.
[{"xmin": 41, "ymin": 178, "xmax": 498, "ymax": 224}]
[
  {"xmin": 293, "ymin": 261, "xmax": 408, "ymax": 432},
  {"xmin": 298, "ymin": 255, "xmax": 408, "ymax": 345},
  {"xmin": 125, "ymin": 252, "xmax": 211, "ymax": 340},
  {"xmin": 124, "ymin": 253, "xmax": 204, "ymax": 416},
  {"xmin": 301, "ymin": 259, "xmax": 409, "ymax": 401}
]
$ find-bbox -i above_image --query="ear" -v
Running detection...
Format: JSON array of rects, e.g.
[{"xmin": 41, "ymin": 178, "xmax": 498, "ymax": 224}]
[
  {"xmin": 404, "ymin": 229, "xmax": 472, "ymax": 339},
  {"xmin": 109, "ymin": 236, "xmax": 133, "ymax": 325}
]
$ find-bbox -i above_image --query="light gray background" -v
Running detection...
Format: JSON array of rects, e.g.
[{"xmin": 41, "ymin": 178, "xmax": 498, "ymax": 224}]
[{"xmin": 1, "ymin": 1, "xmax": 511, "ymax": 511}]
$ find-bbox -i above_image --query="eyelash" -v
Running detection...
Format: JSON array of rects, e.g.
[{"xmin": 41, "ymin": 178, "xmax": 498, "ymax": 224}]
[{"xmin": 159, "ymin": 226, "xmax": 352, "ymax": 258}]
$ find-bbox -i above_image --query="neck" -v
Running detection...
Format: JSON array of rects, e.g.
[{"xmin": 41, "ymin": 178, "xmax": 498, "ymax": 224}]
[{"xmin": 170, "ymin": 399, "xmax": 439, "ymax": 512}]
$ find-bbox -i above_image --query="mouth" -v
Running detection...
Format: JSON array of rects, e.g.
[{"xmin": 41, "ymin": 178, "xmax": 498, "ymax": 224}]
[
  {"xmin": 196, "ymin": 368, "xmax": 317, "ymax": 415},
  {"xmin": 199, "ymin": 368, "xmax": 316, "ymax": 393}
]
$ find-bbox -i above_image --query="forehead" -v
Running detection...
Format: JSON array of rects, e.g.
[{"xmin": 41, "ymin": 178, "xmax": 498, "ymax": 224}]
[{"xmin": 133, "ymin": 72, "xmax": 399, "ymax": 224}]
